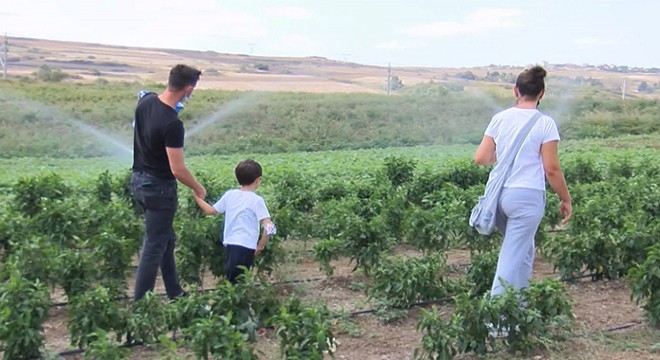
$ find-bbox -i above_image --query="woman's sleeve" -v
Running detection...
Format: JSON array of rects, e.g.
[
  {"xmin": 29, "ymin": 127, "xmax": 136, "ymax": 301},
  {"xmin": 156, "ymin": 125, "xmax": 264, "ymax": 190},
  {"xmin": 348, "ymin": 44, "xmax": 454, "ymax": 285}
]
[
  {"xmin": 542, "ymin": 117, "xmax": 561, "ymax": 143},
  {"xmin": 484, "ymin": 117, "xmax": 497, "ymax": 137}
]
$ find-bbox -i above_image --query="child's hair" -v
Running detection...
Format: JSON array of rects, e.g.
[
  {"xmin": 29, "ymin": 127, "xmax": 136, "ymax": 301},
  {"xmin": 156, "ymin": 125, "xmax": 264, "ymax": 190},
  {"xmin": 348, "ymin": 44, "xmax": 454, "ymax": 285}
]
[
  {"xmin": 235, "ymin": 159, "xmax": 262, "ymax": 185},
  {"xmin": 515, "ymin": 65, "xmax": 546, "ymax": 98}
]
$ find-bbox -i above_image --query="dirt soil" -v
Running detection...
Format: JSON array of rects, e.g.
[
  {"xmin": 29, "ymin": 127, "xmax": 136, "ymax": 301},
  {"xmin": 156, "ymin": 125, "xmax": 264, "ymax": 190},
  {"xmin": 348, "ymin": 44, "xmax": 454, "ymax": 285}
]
[
  {"xmin": 7, "ymin": 37, "xmax": 660, "ymax": 97},
  {"xmin": 38, "ymin": 243, "xmax": 659, "ymax": 360}
]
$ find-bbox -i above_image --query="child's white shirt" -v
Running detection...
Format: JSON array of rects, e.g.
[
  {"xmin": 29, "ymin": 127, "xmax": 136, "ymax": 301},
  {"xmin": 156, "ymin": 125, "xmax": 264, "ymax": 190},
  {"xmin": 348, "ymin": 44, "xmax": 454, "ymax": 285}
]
[{"xmin": 212, "ymin": 189, "xmax": 270, "ymax": 250}]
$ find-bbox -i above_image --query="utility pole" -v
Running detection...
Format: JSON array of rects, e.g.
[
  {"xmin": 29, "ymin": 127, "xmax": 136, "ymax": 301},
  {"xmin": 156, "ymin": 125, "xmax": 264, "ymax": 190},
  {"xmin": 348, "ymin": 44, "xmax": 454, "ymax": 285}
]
[
  {"xmin": 1, "ymin": 34, "xmax": 8, "ymax": 80},
  {"xmin": 621, "ymin": 78, "xmax": 627, "ymax": 100},
  {"xmin": 386, "ymin": 62, "xmax": 391, "ymax": 95}
]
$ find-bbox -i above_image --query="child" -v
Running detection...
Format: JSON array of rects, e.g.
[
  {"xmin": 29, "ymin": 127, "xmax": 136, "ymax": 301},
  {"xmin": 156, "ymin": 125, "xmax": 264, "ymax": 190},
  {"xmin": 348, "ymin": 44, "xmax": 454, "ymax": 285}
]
[{"xmin": 194, "ymin": 159, "xmax": 276, "ymax": 284}]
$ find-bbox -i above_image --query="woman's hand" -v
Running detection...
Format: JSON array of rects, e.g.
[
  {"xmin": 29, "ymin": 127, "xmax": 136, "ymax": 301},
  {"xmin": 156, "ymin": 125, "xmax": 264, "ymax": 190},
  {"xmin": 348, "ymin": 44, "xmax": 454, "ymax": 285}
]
[{"xmin": 560, "ymin": 200, "xmax": 572, "ymax": 225}]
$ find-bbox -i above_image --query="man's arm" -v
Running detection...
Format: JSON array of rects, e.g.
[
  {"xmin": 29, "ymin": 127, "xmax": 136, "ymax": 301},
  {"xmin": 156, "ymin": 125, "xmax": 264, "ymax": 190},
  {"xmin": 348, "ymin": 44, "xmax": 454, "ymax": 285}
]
[{"xmin": 166, "ymin": 147, "xmax": 206, "ymax": 198}]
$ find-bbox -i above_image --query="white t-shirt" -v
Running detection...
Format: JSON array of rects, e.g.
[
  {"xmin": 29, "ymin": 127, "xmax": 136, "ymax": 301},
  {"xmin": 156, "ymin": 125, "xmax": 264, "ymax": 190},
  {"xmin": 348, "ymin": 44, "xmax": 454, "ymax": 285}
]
[
  {"xmin": 212, "ymin": 189, "xmax": 271, "ymax": 250},
  {"xmin": 485, "ymin": 107, "xmax": 560, "ymax": 191}
]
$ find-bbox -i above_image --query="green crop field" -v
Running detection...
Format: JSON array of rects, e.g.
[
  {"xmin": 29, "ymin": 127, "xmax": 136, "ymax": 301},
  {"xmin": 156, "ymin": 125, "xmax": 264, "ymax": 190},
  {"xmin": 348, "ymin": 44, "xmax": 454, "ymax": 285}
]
[{"xmin": 1, "ymin": 77, "xmax": 659, "ymax": 359}]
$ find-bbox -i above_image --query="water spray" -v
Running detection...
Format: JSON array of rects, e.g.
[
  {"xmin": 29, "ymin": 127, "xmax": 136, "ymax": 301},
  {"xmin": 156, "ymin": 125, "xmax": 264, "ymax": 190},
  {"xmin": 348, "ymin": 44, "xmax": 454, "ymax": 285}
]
[
  {"xmin": 0, "ymin": 92, "xmax": 133, "ymax": 159},
  {"xmin": 185, "ymin": 91, "xmax": 264, "ymax": 139}
]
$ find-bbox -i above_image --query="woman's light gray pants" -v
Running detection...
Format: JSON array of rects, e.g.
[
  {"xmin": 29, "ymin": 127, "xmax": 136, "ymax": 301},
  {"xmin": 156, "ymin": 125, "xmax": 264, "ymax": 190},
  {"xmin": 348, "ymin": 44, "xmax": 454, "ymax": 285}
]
[{"xmin": 491, "ymin": 187, "xmax": 545, "ymax": 297}]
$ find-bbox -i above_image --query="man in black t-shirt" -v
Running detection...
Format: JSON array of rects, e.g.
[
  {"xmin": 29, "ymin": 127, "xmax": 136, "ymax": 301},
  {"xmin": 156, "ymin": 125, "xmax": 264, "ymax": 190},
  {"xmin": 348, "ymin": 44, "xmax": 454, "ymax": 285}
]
[{"xmin": 131, "ymin": 64, "xmax": 206, "ymax": 301}]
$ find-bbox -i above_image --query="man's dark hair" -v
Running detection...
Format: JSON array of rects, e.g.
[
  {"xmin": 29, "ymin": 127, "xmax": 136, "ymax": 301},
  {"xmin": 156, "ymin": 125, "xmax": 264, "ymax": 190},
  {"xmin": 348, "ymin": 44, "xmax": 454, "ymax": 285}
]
[
  {"xmin": 168, "ymin": 64, "xmax": 202, "ymax": 91},
  {"xmin": 515, "ymin": 65, "xmax": 546, "ymax": 98},
  {"xmin": 235, "ymin": 159, "xmax": 262, "ymax": 185}
]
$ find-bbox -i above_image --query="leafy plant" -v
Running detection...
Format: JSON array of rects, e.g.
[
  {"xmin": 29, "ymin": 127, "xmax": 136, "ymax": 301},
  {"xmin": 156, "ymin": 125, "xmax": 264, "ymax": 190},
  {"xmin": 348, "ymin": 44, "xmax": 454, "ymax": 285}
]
[
  {"xmin": 403, "ymin": 202, "xmax": 462, "ymax": 253},
  {"xmin": 175, "ymin": 216, "xmax": 218, "ymax": 286},
  {"xmin": 628, "ymin": 243, "xmax": 660, "ymax": 327},
  {"xmin": 339, "ymin": 213, "xmax": 393, "ymax": 275},
  {"xmin": 312, "ymin": 238, "xmax": 344, "ymax": 276},
  {"xmin": 384, "ymin": 156, "xmax": 416, "ymax": 187},
  {"xmin": 466, "ymin": 250, "xmax": 498, "ymax": 296},
  {"xmin": 0, "ymin": 273, "xmax": 52, "ymax": 360},
  {"xmin": 451, "ymin": 293, "xmax": 498, "ymax": 355},
  {"xmin": 127, "ymin": 292, "xmax": 171, "ymax": 344},
  {"xmin": 206, "ymin": 270, "xmax": 279, "ymax": 334},
  {"xmin": 95, "ymin": 170, "xmax": 114, "ymax": 203},
  {"xmin": 89, "ymin": 231, "xmax": 134, "ymax": 291},
  {"xmin": 493, "ymin": 285, "xmax": 545, "ymax": 354},
  {"xmin": 525, "ymin": 279, "xmax": 574, "ymax": 340},
  {"xmin": 83, "ymin": 329, "xmax": 129, "ymax": 360},
  {"xmin": 68, "ymin": 286, "xmax": 128, "ymax": 349},
  {"xmin": 184, "ymin": 312, "xmax": 257, "ymax": 360},
  {"xmin": 5, "ymin": 236, "xmax": 59, "ymax": 286},
  {"xmin": 157, "ymin": 334, "xmax": 185, "ymax": 360},
  {"xmin": 414, "ymin": 306, "xmax": 461, "ymax": 360},
  {"xmin": 56, "ymin": 247, "xmax": 98, "ymax": 298},
  {"xmin": 12, "ymin": 173, "xmax": 71, "ymax": 216},
  {"xmin": 370, "ymin": 253, "xmax": 448, "ymax": 308},
  {"xmin": 493, "ymin": 280, "xmax": 574, "ymax": 354},
  {"xmin": 541, "ymin": 178, "xmax": 658, "ymax": 281},
  {"xmin": 268, "ymin": 298, "xmax": 336, "ymax": 360}
]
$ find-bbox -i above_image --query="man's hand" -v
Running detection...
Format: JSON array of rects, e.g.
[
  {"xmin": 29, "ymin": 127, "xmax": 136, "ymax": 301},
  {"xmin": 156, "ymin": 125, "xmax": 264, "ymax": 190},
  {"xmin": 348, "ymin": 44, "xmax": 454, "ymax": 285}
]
[{"xmin": 193, "ymin": 184, "xmax": 206, "ymax": 199}]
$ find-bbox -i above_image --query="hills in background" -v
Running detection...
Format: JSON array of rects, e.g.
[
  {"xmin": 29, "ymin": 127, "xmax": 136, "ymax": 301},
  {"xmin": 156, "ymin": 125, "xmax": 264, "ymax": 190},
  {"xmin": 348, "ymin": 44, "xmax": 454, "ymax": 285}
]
[{"xmin": 3, "ymin": 37, "xmax": 660, "ymax": 96}]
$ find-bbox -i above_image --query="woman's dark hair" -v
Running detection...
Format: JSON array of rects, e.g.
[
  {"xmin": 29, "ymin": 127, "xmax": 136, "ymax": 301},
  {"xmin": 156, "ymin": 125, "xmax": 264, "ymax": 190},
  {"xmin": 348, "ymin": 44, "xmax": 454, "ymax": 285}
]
[
  {"xmin": 168, "ymin": 64, "xmax": 202, "ymax": 91},
  {"xmin": 515, "ymin": 65, "xmax": 546, "ymax": 98},
  {"xmin": 235, "ymin": 159, "xmax": 262, "ymax": 185}
]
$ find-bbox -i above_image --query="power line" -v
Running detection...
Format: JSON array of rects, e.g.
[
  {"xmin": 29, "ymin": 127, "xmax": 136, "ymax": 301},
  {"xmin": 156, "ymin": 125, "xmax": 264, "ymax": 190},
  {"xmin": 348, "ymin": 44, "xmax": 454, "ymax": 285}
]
[{"xmin": 621, "ymin": 78, "xmax": 627, "ymax": 100}]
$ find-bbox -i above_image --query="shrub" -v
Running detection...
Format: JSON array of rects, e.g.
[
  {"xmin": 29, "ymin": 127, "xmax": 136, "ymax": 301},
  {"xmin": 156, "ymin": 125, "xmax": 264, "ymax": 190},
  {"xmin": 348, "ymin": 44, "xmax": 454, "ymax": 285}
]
[
  {"xmin": 0, "ymin": 273, "xmax": 52, "ymax": 360},
  {"xmin": 628, "ymin": 244, "xmax": 660, "ymax": 327}
]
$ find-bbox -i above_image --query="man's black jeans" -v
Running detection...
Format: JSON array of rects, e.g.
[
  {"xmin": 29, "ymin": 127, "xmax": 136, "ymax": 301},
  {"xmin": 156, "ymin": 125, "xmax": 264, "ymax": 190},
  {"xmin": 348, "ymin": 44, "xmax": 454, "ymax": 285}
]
[{"xmin": 131, "ymin": 171, "xmax": 184, "ymax": 301}]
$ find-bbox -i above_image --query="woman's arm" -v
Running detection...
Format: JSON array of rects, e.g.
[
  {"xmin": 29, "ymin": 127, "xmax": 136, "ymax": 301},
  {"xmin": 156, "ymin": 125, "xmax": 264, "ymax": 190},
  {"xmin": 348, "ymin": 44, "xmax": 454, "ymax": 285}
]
[
  {"xmin": 541, "ymin": 140, "xmax": 572, "ymax": 224},
  {"xmin": 473, "ymin": 135, "xmax": 496, "ymax": 166}
]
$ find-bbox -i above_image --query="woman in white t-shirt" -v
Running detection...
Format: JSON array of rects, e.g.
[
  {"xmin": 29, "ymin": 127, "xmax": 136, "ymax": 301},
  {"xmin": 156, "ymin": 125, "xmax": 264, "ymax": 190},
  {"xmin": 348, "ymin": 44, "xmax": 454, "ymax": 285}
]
[{"xmin": 473, "ymin": 66, "xmax": 572, "ymax": 297}]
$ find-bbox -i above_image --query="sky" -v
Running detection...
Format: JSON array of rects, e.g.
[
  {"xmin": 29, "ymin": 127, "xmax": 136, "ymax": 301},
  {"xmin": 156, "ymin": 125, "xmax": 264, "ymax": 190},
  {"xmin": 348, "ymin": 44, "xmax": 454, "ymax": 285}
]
[{"xmin": 1, "ymin": 0, "xmax": 658, "ymax": 68}]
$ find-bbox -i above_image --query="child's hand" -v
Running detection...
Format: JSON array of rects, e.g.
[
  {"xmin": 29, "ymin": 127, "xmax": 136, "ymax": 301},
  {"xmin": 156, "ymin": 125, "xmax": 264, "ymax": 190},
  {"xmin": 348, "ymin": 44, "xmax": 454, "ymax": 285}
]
[{"xmin": 255, "ymin": 243, "xmax": 266, "ymax": 256}]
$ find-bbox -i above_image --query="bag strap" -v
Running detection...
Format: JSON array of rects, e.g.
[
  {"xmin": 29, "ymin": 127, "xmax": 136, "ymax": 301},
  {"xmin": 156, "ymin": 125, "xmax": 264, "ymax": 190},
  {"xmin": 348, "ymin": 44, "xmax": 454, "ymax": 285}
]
[{"xmin": 502, "ymin": 111, "xmax": 544, "ymax": 176}]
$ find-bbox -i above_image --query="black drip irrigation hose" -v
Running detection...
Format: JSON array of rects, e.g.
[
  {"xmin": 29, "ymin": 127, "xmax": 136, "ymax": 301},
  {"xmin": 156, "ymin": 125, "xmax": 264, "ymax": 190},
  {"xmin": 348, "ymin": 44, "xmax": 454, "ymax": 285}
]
[
  {"xmin": 602, "ymin": 321, "xmax": 644, "ymax": 332},
  {"xmin": 342, "ymin": 296, "xmax": 457, "ymax": 318},
  {"xmin": 48, "ymin": 263, "xmax": 621, "ymax": 308},
  {"xmin": 58, "ymin": 341, "xmax": 144, "ymax": 357},
  {"xmin": 50, "ymin": 276, "xmax": 326, "ymax": 308}
]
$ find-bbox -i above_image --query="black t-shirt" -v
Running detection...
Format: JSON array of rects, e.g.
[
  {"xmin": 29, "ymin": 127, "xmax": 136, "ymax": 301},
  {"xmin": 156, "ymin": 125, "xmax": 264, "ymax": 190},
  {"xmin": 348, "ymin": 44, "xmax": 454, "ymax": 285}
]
[{"xmin": 132, "ymin": 93, "xmax": 185, "ymax": 180}]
